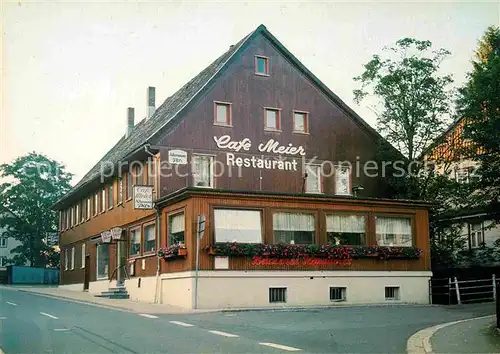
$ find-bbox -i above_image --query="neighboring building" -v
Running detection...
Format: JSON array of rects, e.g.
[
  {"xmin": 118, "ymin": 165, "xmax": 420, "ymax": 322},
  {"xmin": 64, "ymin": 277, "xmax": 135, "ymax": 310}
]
[
  {"xmin": 53, "ymin": 24, "xmax": 432, "ymax": 309},
  {"xmin": 423, "ymin": 117, "xmax": 500, "ymax": 250},
  {"xmin": 0, "ymin": 214, "xmax": 24, "ymax": 270}
]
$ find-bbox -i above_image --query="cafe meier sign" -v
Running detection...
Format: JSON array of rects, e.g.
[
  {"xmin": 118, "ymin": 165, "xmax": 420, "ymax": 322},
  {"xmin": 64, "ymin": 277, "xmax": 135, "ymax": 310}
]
[{"xmin": 213, "ymin": 135, "xmax": 305, "ymax": 171}]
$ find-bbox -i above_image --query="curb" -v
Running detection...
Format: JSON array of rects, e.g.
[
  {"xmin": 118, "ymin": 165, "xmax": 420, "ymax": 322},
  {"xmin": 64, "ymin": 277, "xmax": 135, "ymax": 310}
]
[
  {"xmin": 220, "ymin": 303, "xmax": 441, "ymax": 313},
  {"xmin": 406, "ymin": 315, "xmax": 495, "ymax": 354}
]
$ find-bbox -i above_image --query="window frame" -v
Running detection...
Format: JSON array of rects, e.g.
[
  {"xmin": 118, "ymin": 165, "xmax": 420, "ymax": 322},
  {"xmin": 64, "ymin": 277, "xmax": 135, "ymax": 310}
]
[
  {"xmin": 263, "ymin": 107, "xmax": 281, "ymax": 131},
  {"xmin": 70, "ymin": 247, "xmax": 75, "ymax": 270},
  {"xmin": 142, "ymin": 221, "xmax": 157, "ymax": 255},
  {"xmin": 192, "ymin": 154, "xmax": 215, "ymax": 189},
  {"xmin": 96, "ymin": 243, "xmax": 110, "ymax": 280},
  {"xmin": 293, "ymin": 110, "xmax": 309, "ymax": 134},
  {"xmin": 374, "ymin": 214, "xmax": 415, "ymax": 247},
  {"xmin": 127, "ymin": 171, "xmax": 133, "ymax": 201},
  {"xmin": 0, "ymin": 256, "xmax": 6, "ymax": 267},
  {"xmin": 101, "ymin": 187, "xmax": 106, "ymax": 214},
  {"xmin": 129, "ymin": 225, "xmax": 142, "ymax": 258},
  {"xmin": 213, "ymin": 101, "xmax": 232, "ymax": 127},
  {"xmin": 255, "ymin": 55, "xmax": 270, "ymax": 76},
  {"xmin": 81, "ymin": 243, "xmax": 86, "ymax": 269},
  {"xmin": 167, "ymin": 209, "xmax": 186, "ymax": 246},
  {"xmin": 325, "ymin": 212, "xmax": 369, "ymax": 246},
  {"xmin": 118, "ymin": 178, "xmax": 124, "ymax": 205},
  {"xmin": 0, "ymin": 237, "xmax": 7, "ymax": 248},
  {"xmin": 334, "ymin": 165, "xmax": 352, "ymax": 196},
  {"xmin": 470, "ymin": 221, "xmax": 484, "ymax": 249},
  {"xmin": 212, "ymin": 208, "xmax": 264, "ymax": 244},
  {"xmin": 271, "ymin": 209, "xmax": 319, "ymax": 245},
  {"xmin": 305, "ymin": 164, "xmax": 322, "ymax": 194},
  {"xmin": 94, "ymin": 192, "xmax": 99, "ymax": 216},
  {"xmin": 64, "ymin": 248, "xmax": 69, "ymax": 270},
  {"xmin": 108, "ymin": 183, "xmax": 114, "ymax": 210}
]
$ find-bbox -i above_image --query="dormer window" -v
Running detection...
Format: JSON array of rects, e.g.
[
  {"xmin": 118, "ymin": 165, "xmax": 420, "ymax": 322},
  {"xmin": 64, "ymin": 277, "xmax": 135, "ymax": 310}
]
[
  {"xmin": 214, "ymin": 101, "xmax": 232, "ymax": 126},
  {"xmin": 255, "ymin": 56, "xmax": 269, "ymax": 76}
]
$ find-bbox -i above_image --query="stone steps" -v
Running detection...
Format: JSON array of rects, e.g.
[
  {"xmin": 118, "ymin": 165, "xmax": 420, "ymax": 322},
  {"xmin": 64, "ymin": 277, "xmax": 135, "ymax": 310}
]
[{"xmin": 95, "ymin": 287, "xmax": 130, "ymax": 299}]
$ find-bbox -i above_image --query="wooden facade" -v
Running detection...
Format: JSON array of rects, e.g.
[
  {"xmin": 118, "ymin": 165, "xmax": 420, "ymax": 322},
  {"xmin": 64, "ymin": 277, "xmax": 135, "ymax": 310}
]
[{"xmin": 55, "ymin": 24, "xmax": 431, "ymax": 301}]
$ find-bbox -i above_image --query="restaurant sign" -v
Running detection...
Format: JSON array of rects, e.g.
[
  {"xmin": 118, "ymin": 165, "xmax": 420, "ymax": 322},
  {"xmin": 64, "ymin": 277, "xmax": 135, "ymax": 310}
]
[
  {"xmin": 251, "ymin": 256, "xmax": 351, "ymax": 266},
  {"xmin": 133, "ymin": 185, "xmax": 154, "ymax": 210},
  {"xmin": 100, "ymin": 230, "xmax": 112, "ymax": 243},
  {"xmin": 213, "ymin": 135, "xmax": 305, "ymax": 171}
]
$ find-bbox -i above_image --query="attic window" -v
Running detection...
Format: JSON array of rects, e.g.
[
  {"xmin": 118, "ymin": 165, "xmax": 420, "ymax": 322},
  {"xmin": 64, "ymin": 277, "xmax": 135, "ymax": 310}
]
[
  {"xmin": 214, "ymin": 102, "xmax": 232, "ymax": 126},
  {"xmin": 255, "ymin": 56, "xmax": 269, "ymax": 76}
]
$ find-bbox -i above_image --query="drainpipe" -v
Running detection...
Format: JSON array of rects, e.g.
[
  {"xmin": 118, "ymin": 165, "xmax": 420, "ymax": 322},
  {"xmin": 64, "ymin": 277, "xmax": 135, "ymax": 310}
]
[{"xmin": 145, "ymin": 145, "xmax": 161, "ymax": 304}]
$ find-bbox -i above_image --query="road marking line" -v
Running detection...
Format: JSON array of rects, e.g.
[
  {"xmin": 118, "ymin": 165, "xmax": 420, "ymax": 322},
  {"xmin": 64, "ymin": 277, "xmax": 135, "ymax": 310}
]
[
  {"xmin": 208, "ymin": 330, "xmax": 239, "ymax": 337},
  {"xmin": 139, "ymin": 313, "xmax": 158, "ymax": 319},
  {"xmin": 40, "ymin": 312, "xmax": 59, "ymax": 319},
  {"xmin": 169, "ymin": 320, "xmax": 194, "ymax": 327},
  {"xmin": 0, "ymin": 317, "xmax": 6, "ymax": 320},
  {"xmin": 260, "ymin": 342, "xmax": 302, "ymax": 351},
  {"xmin": 6, "ymin": 302, "xmax": 17, "ymax": 306},
  {"xmin": 53, "ymin": 328, "xmax": 70, "ymax": 332}
]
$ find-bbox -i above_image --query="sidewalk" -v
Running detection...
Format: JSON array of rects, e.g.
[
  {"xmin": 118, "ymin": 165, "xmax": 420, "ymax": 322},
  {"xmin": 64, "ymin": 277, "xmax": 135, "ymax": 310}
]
[
  {"xmin": 1, "ymin": 285, "xmax": 214, "ymax": 315},
  {"xmin": 431, "ymin": 316, "xmax": 500, "ymax": 353},
  {"xmin": 407, "ymin": 314, "xmax": 500, "ymax": 354}
]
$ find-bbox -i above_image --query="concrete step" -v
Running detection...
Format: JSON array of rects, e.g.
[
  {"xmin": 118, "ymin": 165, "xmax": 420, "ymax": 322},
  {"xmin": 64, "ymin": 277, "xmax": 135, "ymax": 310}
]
[{"xmin": 95, "ymin": 293, "xmax": 130, "ymax": 299}]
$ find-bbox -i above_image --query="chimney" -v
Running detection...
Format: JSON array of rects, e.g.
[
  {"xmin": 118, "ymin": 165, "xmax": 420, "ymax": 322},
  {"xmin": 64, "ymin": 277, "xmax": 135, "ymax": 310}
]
[
  {"xmin": 147, "ymin": 86, "xmax": 156, "ymax": 119},
  {"xmin": 126, "ymin": 107, "xmax": 134, "ymax": 138}
]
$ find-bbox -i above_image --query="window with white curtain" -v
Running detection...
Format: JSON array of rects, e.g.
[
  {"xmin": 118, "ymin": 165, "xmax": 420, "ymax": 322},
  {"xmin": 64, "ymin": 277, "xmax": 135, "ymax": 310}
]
[
  {"xmin": 70, "ymin": 247, "xmax": 75, "ymax": 270},
  {"xmin": 326, "ymin": 214, "xmax": 366, "ymax": 245},
  {"xmin": 81, "ymin": 243, "xmax": 86, "ymax": 268},
  {"xmin": 214, "ymin": 209, "xmax": 262, "ymax": 243},
  {"xmin": 129, "ymin": 227, "xmax": 141, "ymax": 256},
  {"xmin": 143, "ymin": 224, "xmax": 156, "ymax": 253},
  {"xmin": 470, "ymin": 222, "xmax": 484, "ymax": 248},
  {"xmin": 305, "ymin": 165, "xmax": 321, "ymax": 193},
  {"xmin": 273, "ymin": 212, "xmax": 315, "ymax": 244},
  {"xmin": 193, "ymin": 155, "xmax": 214, "ymax": 188},
  {"xmin": 375, "ymin": 216, "xmax": 413, "ymax": 247},
  {"xmin": 64, "ymin": 248, "xmax": 69, "ymax": 270},
  {"xmin": 335, "ymin": 166, "xmax": 350, "ymax": 195},
  {"xmin": 169, "ymin": 212, "xmax": 185, "ymax": 245}
]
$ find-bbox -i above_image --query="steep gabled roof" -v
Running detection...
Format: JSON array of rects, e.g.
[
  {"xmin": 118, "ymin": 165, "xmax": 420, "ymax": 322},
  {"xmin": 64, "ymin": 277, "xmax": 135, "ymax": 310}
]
[{"xmin": 53, "ymin": 24, "xmax": 396, "ymax": 210}]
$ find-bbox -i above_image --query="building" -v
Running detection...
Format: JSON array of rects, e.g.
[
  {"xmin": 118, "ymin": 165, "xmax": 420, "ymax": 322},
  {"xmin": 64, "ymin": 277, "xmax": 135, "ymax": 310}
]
[
  {"xmin": 53, "ymin": 24, "xmax": 432, "ymax": 309},
  {"xmin": 0, "ymin": 212, "xmax": 26, "ymax": 270},
  {"xmin": 423, "ymin": 117, "xmax": 500, "ymax": 250}
]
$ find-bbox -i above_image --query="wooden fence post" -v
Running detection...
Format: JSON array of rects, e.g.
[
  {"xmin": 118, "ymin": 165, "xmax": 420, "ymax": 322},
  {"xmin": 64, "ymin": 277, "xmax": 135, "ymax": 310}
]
[
  {"xmin": 454, "ymin": 277, "xmax": 461, "ymax": 305},
  {"xmin": 448, "ymin": 277, "xmax": 452, "ymax": 305},
  {"xmin": 493, "ymin": 274, "xmax": 497, "ymax": 301}
]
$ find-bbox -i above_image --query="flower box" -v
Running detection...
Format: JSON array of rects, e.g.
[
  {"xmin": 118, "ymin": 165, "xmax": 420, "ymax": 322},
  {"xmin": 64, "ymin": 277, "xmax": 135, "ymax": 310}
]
[{"xmin": 178, "ymin": 248, "xmax": 188, "ymax": 256}]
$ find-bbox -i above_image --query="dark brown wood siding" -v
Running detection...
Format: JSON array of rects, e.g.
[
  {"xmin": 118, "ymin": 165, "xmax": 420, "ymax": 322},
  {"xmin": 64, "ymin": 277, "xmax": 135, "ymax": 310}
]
[
  {"xmin": 158, "ymin": 193, "xmax": 430, "ymax": 274},
  {"xmin": 155, "ymin": 32, "xmax": 389, "ymax": 199}
]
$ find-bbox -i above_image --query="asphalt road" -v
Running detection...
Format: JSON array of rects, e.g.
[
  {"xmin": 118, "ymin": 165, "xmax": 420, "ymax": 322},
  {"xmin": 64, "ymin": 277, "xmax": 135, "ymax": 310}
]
[{"xmin": 0, "ymin": 288, "xmax": 495, "ymax": 354}]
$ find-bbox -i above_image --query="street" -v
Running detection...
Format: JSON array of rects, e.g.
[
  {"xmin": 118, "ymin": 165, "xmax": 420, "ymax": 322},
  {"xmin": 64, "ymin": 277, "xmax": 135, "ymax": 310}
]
[{"xmin": 0, "ymin": 288, "xmax": 495, "ymax": 354}]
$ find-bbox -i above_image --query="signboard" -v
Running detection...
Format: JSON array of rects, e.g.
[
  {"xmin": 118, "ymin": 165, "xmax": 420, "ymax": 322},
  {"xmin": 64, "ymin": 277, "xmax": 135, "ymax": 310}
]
[
  {"xmin": 133, "ymin": 185, "xmax": 154, "ymax": 209},
  {"xmin": 110, "ymin": 227, "xmax": 123, "ymax": 240},
  {"xmin": 100, "ymin": 230, "xmax": 112, "ymax": 243},
  {"xmin": 168, "ymin": 149, "xmax": 188, "ymax": 165},
  {"xmin": 213, "ymin": 135, "xmax": 304, "ymax": 171}
]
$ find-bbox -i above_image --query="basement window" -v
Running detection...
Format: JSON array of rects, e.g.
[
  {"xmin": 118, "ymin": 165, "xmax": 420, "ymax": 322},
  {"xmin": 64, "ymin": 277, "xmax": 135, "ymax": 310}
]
[
  {"xmin": 329, "ymin": 287, "xmax": 346, "ymax": 302},
  {"xmin": 385, "ymin": 286, "xmax": 400, "ymax": 300},
  {"xmin": 269, "ymin": 287, "xmax": 287, "ymax": 303}
]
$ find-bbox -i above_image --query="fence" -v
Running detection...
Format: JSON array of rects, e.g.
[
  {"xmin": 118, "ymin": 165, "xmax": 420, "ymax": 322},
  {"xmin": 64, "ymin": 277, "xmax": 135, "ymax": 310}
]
[
  {"xmin": 6, "ymin": 265, "xmax": 59, "ymax": 285},
  {"xmin": 429, "ymin": 274, "xmax": 496, "ymax": 305}
]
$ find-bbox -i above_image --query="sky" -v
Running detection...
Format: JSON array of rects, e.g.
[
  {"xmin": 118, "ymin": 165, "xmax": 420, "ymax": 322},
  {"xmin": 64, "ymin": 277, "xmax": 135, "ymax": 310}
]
[{"xmin": 2, "ymin": 0, "xmax": 499, "ymax": 186}]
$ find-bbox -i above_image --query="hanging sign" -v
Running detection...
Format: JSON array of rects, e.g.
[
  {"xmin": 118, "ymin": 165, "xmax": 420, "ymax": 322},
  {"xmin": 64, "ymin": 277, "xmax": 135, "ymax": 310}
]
[
  {"xmin": 100, "ymin": 230, "xmax": 112, "ymax": 243},
  {"xmin": 110, "ymin": 227, "xmax": 123, "ymax": 240},
  {"xmin": 133, "ymin": 185, "xmax": 154, "ymax": 209},
  {"xmin": 168, "ymin": 149, "xmax": 188, "ymax": 165}
]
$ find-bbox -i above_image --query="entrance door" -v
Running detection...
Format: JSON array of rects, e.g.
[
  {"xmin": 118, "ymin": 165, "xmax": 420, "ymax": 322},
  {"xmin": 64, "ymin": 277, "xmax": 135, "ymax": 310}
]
[{"xmin": 83, "ymin": 254, "xmax": 90, "ymax": 291}]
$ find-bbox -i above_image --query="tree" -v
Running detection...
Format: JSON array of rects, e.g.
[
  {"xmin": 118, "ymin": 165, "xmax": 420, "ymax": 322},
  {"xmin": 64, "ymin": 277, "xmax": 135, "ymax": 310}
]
[
  {"xmin": 353, "ymin": 38, "xmax": 454, "ymax": 161},
  {"xmin": 458, "ymin": 26, "xmax": 500, "ymax": 214},
  {"xmin": 0, "ymin": 152, "xmax": 72, "ymax": 267}
]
